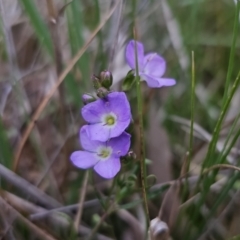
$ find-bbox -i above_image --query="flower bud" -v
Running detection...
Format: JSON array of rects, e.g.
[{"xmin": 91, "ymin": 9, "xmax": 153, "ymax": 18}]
[
  {"xmin": 82, "ymin": 94, "xmax": 95, "ymax": 105},
  {"xmin": 100, "ymin": 70, "xmax": 113, "ymax": 89},
  {"xmin": 92, "ymin": 75, "xmax": 101, "ymax": 90},
  {"xmin": 96, "ymin": 87, "xmax": 109, "ymax": 98},
  {"xmin": 127, "ymin": 150, "xmax": 136, "ymax": 160}
]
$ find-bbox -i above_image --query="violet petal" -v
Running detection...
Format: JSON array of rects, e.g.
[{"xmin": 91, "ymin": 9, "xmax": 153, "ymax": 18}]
[
  {"xmin": 141, "ymin": 73, "xmax": 176, "ymax": 88},
  {"xmin": 86, "ymin": 123, "xmax": 111, "ymax": 142},
  {"xmin": 144, "ymin": 53, "xmax": 166, "ymax": 77},
  {"xmin": 125, "ymin": 40, "xmax": 144, "ymax": 70},
  {"xmin": 158, "ymin": 77, "xmax": 177, "ymax": 87},
  {"xmin": 70, "ymin": 151, "xmax": 98, "ymax": 169},
  {"xmin": 108, "ymin": 132, "xmax": 131, "ymax": 158},
  {"xmin": 110, "ymin": 119, "xmax": 131, "ymax": 139},
  {"xmin": 82, "ymin": 99, "xmax": 106, "ymax": 123},
  {"xmin": 79, "ymin": 126, "xmax": 102, "ymax": 151},
  {"xmin": 94, "ymin": 157, "xmax": 120, "ymax": 179},
  {"xmin": 107, "ymin": 92, "xmax": 131, "ymax": 121}
]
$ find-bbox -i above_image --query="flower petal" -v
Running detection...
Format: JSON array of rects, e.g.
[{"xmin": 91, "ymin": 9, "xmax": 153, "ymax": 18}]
[
  {"xmin": 108, "ymin": 132, "xmax": 131, "ymax": 157},
  {"xmin": 94, "ymin": 157, "xmax": 120, "ymax": 179},
  {"xmin": 81, "ymin": 98, "xmax": 107, "ymax": 123},
  {"xmin": 86, "ymin": 118, "xmax": 130, "ymax": 142},
  {"xmin": 110, "ymin": 119, "xmax": 130, "ymax": 139},
  {"xmin": 140, "ymin": 73, "xmax": 176, "ymax": 88},
  {"xmin": 86, "ymin": 123, "xmax": 111, "ymax": 142},
  {"xmin": 70, "ymin": 151, "xmax": 98, "ymax": 169},
  {"xmin": 125, "ymin": 40, "xmax": 144, "ymax": 70},
  {"xmin": 158, "ymin": 78, "xmax": 176, "ymax": 87},
  {"xmin": 79, "ymin": 126, "xmax": 102, "ymax": 151},
  {"xmin": 107, "ymin": 92, "xmax": 131, "ymax": 121},
  {"xmin": 144, "ymin": 53, "xmax": 166, "ymax": 77}
]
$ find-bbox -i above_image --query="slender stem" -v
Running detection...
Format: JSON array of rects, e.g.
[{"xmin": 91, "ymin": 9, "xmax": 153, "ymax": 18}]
[
  {"xmin": 222, "ymin": 0, "xmax": 240, "ymax": 104},
  {"xmin": 86, "ymin": 204, "xmax": 115, "ymax": 240},
  {"xmin": 74, "ymin": 171, "xmax": 89, "ymax": 230},
  {"xmin": 133, "ymin": 37, "xmax": 150, "ymax": 229},
  {"xmin": 187, "ymin": 51, "xmax": 195, "ymax": 171}
]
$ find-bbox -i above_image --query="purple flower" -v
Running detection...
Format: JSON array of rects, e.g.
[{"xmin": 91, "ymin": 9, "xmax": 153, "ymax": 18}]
[
  {"xmin": 82, "ymin": 92, "xmax": 131, "ymax": 142},
  {"xmin": 125, "ymin": 40, "xmax": 176, "ymax": 88},
  {"xmin": 70, "ymin": 126, "xmax": 131, "ymax": 179}
]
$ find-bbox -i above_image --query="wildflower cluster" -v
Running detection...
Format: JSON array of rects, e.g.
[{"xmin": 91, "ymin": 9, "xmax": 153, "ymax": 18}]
[
  {"xmin": 70, "ymin": 74, "xmax": 132, "ymax": 179},
  {"xmin": 70, "ymin": 40, "xmax": 176, "ymax": 179}
]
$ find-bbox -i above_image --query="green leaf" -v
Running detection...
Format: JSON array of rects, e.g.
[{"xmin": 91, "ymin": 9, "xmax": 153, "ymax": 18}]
[
  {"xmin": 122, "ymin": 70, "xmax": 135, "ymax": 91},
  {"xmin": 66, "ymin": 0, "xmax": 90, "ymax": 88},
  {"xmin": 0, "ymin": 119, "xmax": 13, "ymax": 168},
  {"xmin": 20, "ymin": 0, "xmax": 53, "ymax": 57}
]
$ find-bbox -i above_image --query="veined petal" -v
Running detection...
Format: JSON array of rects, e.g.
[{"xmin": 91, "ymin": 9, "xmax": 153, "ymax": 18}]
[
  {"xmin": 107, "ymin": 92, "xmax": 131, "ymax": 121},
  {"xmin": 86, "ymin": 118, "xmax": 130, "ymax": 142},
  {"xmin": 108, "ymin": 132, "xmax": 131, "ymax": 158},
  {"xmin": 110, "ymin": 119, "xmax": 130, "ymax": 139},
  {"xmin": 82, "ymin": 98, "xmax": 108, "ymax": 123},
  {"xmin": 70, "ymin": 151, "xmax": 98, "ymax": 169},
  {"xmin": 79, "ymin": 126, "xmax": 102, "ymax": 151},
  {"xmin": 86, "ymin": 123, "xmax": 111, "ymax": 142},
  {"xmin": 125, "ymin": 40, "xmax": 144, "ymax": 70},
  {"xmin": 140, "ymin": 73, "xmax": 176, "ymax": 88},
  {"xmin": 94, "ymin": 157, "xmax": 120, "ymax": 179},
  {"xmin": 144, "ymin": 53, "xmax": 166, "ymax": 77}
]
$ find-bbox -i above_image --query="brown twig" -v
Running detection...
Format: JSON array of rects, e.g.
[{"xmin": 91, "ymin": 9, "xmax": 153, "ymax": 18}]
[{"xmin": 13, "ymin": 0, "xmax": 121, "ymax": 171}]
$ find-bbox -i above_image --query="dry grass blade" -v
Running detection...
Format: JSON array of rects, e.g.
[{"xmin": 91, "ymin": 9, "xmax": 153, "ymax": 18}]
[
  {"xmin": 13, "ymin": 0, "xmax": 121, "ymax": 171},
  {"xmin": 203, "ymin": 164, "xmax": 240, "ymax": 174},
  {"xmin": 0, "ymin": 197, "xmax": 58, "ymax": 240},
  {"xmin": 159, "ymin": 181, "xmax": 181, "ymax": 231},
  {"xmin": 74, "ymin": 171, "xmax": 89, "ymax": 230},
  {"xmin": 0, "ymin": 163, "xmax": 61, "ymax": 208},
  {"xmin": 2, "ymin": 190, "xmax": 113, "ymax": 240},
  {"xmin": 149, "ymin": 182, "xmax": 181, "ymax": 240},
  {"xmin": 117, "ymin": 209, "xmax": 144, "ymax": 240}
]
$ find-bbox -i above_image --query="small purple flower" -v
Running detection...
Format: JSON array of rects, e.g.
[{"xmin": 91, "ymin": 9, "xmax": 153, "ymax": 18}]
[
  {"xmin": 125, "ymin": 40, "xmax": 176, "ymax": 88},
  {"xmin": 70, "ymin": 126, "xmax": 131, "ymax": 179},
  {"xmin": 82, "ymin": 92, "xmax": 131, "ymax": 142}
]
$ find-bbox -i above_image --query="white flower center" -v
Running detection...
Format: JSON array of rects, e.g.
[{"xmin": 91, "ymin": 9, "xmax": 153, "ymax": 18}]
[
  {"xmin": 102, "ymin": 112, "xmax": 117, "ymax": 128},
  {"xmin": 97, "ymin": 147, "xmax": 112, "ymax": 161}
]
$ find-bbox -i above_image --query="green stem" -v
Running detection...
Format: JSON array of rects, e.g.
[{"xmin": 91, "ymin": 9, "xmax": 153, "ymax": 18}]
[
  {"xmin": 202, "ymin": 71, "xmax": 240, "ymax": 170},
  {"xmin": 187, "ymin": 51, "xmax": 196, "ymax": 172},
  {"xmin": 187, "ymin": 71, "xmax": 240, "ymax": 239},
  {"xmin": 134, "ymin": 39, "xmax": 150, "ymax": 228},
  {"xmin": 222, "ymin": 0, "xmax": 240, "ymax": 104}
]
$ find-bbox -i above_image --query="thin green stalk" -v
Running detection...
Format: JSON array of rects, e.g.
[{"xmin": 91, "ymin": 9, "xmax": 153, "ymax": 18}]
[
  {"xmin": 217, "ymin": 112, "xmax": 240, "ymax": 163},
  {"xmin": 134, "ymin": 38, "xmax": 150, "ymax": 228},
  {"xmin": 222, "ymin": 0, "xmax": 240, "ymax": 104},
  {"xmin": 189, "ymin": 126, "xmax": 240, "ymax": 238},
  {"xmin": 182, "ymin": 51, "xmax": 195, "ymax": 206},
  {"xmin": 200, "ymin": 1, "xmax": 240, "ymax": 174},
  {"xmin": 187, "ymin": 71, "xmax": 240, "ymax": 240},
  {"xmin": 87, "ymin": 204, "xmax": 115, "ymax": 240},
  {"xmin": 202, "ymin": 70, "xmax": 240, "ymax": 170},
  {"xmin": 192, "ymin": 170, "xmax": 240, "ymax": 239},
  {"xmin": 186, "ymin": 51, "xmax": 196, "ymax": 172},
  {"xmin": 218, "ymin": 124, "xmax": 240, "ymax": 164}
]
